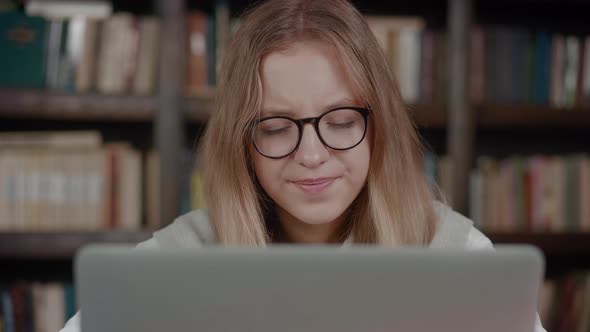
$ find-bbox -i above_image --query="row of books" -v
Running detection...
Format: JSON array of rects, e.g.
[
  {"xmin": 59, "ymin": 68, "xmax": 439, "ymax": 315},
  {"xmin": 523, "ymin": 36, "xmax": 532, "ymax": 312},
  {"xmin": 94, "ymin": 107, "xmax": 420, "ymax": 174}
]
[
  {"xmin": 0, "ymin": 282, "xmax": 76, "ymax": 332},
  {"xmin": 539, "ymin": 272, "xmax": 590, "ymax": 332},
  {"xmin": 0, "ymin": 131, "xmax": 147, "ymax": 231},
  {"xmin": 366, "ymin": 16, "xmax": 444, "ymax": 104},
  {"xmin": 469, "ymin": 155, "xmax": 590, "ymax": 233},
  {"xmin": 0, "ymin": 4, "xmax": 161, "ymax": 95},
  {"xmin": 185, "ymin": 5, "xmax": 234, "ymax": 96},
  {"xmin": 366, "ymin": 16, "xmax": 590, "ymax": 108},
  {"xmin": 472, "ymin": 27, "xmax": 590, "ymax": 108}
]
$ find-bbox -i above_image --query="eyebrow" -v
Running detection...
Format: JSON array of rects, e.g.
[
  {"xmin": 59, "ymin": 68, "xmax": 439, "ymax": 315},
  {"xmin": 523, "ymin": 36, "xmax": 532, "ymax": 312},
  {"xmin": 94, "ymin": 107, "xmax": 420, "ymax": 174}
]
[{"xmin": 260, "ymin": 97, "xmax": 359, "ymax": 118}]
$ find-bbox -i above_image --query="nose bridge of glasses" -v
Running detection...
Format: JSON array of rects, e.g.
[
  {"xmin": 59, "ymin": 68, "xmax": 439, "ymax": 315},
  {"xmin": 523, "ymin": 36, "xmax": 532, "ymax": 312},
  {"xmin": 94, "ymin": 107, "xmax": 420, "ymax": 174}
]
[{"xmin": 298, "ymin": 117, "xmax": 322, "ymax": 141}]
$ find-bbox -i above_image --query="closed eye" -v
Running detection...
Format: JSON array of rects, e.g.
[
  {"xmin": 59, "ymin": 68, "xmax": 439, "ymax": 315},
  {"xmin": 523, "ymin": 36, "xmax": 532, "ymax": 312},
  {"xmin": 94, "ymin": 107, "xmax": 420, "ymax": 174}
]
[
  {"xmin": 327, "ymin": 121, "xmax": 355, "ymax": 129},
  {"xmin": 260, "ymin": 127, "xmax": 290, "ymax": 136}
]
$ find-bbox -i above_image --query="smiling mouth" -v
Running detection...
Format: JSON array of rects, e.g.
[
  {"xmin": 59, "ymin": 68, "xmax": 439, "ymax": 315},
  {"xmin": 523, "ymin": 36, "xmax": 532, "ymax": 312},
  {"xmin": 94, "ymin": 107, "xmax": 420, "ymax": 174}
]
[{"xmin": 292, "ymin": 177, "xmax": 338, "ymax": 194}]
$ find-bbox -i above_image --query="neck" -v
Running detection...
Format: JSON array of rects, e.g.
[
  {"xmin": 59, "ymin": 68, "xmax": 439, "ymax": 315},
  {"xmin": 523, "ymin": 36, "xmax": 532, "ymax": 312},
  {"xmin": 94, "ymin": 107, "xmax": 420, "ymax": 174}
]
[{"xmin": 274, "ymin": 208, "xmax": 350, "ymax": 244}]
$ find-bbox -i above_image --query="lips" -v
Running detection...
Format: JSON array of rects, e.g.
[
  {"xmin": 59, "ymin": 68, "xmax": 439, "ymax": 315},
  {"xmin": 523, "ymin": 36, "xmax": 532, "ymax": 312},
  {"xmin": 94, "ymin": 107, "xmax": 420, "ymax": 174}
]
[{"xmin": 292, "ymin": 177, "xmax": 338, "ymax": 193}]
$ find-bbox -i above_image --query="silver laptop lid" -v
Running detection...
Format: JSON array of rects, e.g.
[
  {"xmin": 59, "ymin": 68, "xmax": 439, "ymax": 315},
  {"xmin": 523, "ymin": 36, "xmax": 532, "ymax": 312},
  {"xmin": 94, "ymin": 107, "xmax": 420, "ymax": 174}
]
[{"xmin": 76, "ymin": 245, "xmax": 544, "ymax": 332}]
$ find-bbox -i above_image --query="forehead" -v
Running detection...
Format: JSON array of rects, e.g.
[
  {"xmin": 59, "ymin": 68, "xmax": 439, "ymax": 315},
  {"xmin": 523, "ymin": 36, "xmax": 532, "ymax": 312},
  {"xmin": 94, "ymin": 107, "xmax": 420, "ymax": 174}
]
[{"xmin": 259, "ymin": 41, "xmax": 359, "ymax": 116}]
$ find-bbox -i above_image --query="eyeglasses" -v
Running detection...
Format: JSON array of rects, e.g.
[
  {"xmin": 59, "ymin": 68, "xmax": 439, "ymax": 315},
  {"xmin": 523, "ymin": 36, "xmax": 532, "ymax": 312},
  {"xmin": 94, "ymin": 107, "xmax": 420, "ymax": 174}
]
[{"xmin": 252, "ymin": 107, "xmax": 370, "ymax": 159}]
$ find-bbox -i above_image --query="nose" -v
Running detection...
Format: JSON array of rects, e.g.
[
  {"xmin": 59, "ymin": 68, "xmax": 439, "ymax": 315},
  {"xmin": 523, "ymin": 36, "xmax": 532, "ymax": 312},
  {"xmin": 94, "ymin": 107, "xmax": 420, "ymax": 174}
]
[{"xmin": 293, "ymin": 123, "xmax": 329, "ymax": 168}]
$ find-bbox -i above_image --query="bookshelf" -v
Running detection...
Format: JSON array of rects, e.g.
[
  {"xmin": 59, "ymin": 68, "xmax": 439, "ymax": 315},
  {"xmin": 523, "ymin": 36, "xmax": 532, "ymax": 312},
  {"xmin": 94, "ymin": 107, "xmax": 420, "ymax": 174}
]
[
  {"xmin": 1, "ymin": 0, "xmax": 589, "ymax": 329},
  {"xmin": 0, "ymin": 89, "xmax": 155, "ymax": 121},
  {"xmin": 487, "ymin": 232, "xmax": 590, "ymax": 259},
  {"xmin": 0, "ymin": 0, "xmax": 587, "ymax": 252},
  {"xmin": 0, "ymin": 1, "xmax": 587, "ymax": 237},
  {"xmin": 477, "ymin": 105, "xmax": 590, "ymax": 128},
  {"xmin": 0, "ymin": 231, "xmax": 153, "ymax": 260}
]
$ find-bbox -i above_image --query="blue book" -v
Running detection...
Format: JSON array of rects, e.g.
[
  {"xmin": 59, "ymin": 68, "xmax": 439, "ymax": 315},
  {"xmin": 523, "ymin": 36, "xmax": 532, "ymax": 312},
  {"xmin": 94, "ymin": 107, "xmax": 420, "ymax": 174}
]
[
  {"xmin": 1, "ymin": 289, "xmax": 14, "ymax": 332},
  {"xmin": 536, "ymin": 32, "xmax": 551, "ymax": 105},
  {"xmin": 0, "ymin": 13, "xmax": 47, "ymax": 88}
]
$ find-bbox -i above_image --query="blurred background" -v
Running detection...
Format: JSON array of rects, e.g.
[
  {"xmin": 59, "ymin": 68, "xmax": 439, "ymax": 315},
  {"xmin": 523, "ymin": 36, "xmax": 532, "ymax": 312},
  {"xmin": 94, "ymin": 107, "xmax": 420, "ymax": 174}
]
[{"xmin": 0, "ymin": 0, "xmax": 589, "ymax": 331}]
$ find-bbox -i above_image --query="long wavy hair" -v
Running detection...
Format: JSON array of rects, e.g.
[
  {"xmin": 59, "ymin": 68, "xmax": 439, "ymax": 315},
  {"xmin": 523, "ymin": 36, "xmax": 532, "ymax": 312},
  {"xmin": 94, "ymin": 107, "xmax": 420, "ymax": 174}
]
[{"xmin": 200, "ymin": 0, "xmax": 437, "ymax": 246}]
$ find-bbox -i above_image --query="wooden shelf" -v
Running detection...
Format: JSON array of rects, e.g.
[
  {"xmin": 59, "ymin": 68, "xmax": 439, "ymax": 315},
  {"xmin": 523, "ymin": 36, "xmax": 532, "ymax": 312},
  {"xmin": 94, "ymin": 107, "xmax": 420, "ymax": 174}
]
[
  {"xmin": 0, "ymin": 230, "xmax": 154, "ymax": 260},
  {"xmin": 477, "ymin": 104, "xmax": 590, "ymax": 128},
  {"xmin": 4, "ymin": 89, "xmax": 587, "ymax": 129},
  {"xmin": 184, "ymin": 97, "xmax": 449, "ymax": 128},
  {"xmin": 0, "ymin": 89, "xmax": 156, "ymax": 122},
  {"xmin": 487, "ymin": 232, "xmax": 590, "ymax": 257}
]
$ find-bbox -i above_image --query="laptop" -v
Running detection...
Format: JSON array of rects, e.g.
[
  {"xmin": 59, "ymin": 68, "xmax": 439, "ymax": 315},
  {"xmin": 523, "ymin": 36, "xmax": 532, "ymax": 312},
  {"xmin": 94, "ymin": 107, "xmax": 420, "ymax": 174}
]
[{"xmin": 75, "ymin": 245, "xmax": 544, "ymax": 332}]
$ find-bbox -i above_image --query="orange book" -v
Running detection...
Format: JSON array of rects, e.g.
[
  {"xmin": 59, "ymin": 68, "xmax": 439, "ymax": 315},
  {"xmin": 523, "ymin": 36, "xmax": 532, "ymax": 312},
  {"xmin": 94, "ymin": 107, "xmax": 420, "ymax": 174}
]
[{"xmin": 186, "ymin": 11, "xmax": 208, "ymax": 95}]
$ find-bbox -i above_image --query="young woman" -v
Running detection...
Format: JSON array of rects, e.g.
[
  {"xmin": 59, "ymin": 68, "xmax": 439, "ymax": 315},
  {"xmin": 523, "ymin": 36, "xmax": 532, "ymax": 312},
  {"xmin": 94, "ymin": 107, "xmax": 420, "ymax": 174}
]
[{"xmin": 60, "ymin": 0, "xmax": 546, "ymax": 331}]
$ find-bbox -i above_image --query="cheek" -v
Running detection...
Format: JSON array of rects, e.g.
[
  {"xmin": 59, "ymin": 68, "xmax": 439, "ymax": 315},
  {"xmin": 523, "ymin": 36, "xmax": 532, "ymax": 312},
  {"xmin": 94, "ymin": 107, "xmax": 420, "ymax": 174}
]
[
  {"xmin": 252, "ymin": 151, "xmax": 282, "ymax": 193},
  {"xmin": 353, "ymin": 143, "xmax": 371, "ymax": 184},
  {"xmin": 345, "ymin": 130, "xmax": 371, "ymax": 181}
]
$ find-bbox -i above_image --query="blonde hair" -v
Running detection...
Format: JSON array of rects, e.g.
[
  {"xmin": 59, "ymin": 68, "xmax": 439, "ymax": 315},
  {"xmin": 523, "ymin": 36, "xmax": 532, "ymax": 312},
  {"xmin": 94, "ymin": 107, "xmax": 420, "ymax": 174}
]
[{"xmin": 200, "ymin": 0, "xmax": 437, "ymax": 246}]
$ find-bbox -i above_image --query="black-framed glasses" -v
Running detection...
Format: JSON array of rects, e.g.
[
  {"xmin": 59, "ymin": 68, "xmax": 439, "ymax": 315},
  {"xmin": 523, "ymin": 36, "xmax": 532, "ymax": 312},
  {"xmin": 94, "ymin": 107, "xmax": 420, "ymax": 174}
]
[{"xmin": 252, "ymin": 107, "xmax": 370, "ymax": 159}]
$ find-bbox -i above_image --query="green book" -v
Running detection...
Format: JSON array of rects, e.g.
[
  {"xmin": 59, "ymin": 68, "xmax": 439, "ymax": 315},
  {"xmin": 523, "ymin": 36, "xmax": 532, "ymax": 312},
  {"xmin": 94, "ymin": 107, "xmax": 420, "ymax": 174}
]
[
  {"xmin": 64, "ymin": 284, "xmax": 76, "ymax": 322},
  {"xmin": 0, "ymin": 13, "xmax": 46, "ymax": 88}
]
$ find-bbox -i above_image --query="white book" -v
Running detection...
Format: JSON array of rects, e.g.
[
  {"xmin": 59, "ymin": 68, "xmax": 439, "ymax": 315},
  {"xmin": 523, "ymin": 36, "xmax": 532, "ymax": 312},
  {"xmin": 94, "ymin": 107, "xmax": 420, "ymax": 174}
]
[
  {"xmin": 26, "ymin": 0, "xmax": 111, "ymax": 19},
  {"xmin": 75, "ymin": 19, "xmax": 99, "ymax": 92},
  {"xmin": 85, "ymin": 150, "xmax": 106, "ymax": 230},
  {"xmin": 66, "ymin": 17, "xmax": 89, "ymax": 92},
  {"xmin": 0, "ymin": 153, "xmax": 11, "ymax": 230},
  {"xmin": 42, "ymin": 283, "xmax": 66, "ymax": 332},
  {"xmin": 14, "ymin": 152, "xmax": 27, "ymax": 231},
  {"xmin": 365, "ymin": 16, "xmax": 425, "ymax": 103},
  {"xmin": 398, "ymin": 28, "xmax": 422, "ymax": 103},
  {"xmin": 563, "ymin": 36, "xmax": 580, "ymax": 108},
  {"xmin": 133, "ymin": 17, "xmax": 161, "ymax": 95},
  {"xmin": 47, "ymin": 153, "xmax": 66, "ymax": 231},
  {"xmin": 118, "ymin": 148, "xmax": 142, "ymax": 230},
  {"xmin": 96, "ymin": 13, "xmax": 136, "ymax": 94}
]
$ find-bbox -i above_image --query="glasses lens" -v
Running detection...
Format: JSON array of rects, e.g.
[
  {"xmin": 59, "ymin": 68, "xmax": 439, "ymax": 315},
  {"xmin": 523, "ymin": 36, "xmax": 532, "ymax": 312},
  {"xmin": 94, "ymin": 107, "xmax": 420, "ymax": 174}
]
[
  {"xmin": 319, "ymin": 109, "xmax": 366, "ymax": 149},
  {"xmin": 253, "ymin": 118, "xmax": 299, "ymax": 157}
]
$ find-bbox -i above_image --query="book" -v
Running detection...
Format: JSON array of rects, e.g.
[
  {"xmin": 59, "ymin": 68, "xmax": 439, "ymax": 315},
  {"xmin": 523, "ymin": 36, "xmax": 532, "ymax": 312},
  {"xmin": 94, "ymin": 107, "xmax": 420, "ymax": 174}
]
[
  {"xmin": 0, "ymin": 132, "xmax": 146, "ymax": 231},
  {"xmin": 564, "ymin": 36, "xmax": 580, "ymax": 108},
  {"xmin": 133, "ymin": 17, "xmax": 161, "ymax": 95},
  {"xmin": 0, "ymin": 13, "xmax": 47, "ymax": 88},
  {"xmin": 0, "ymin": 131, "xmax": 101, "ymax": 149},
  {"xmin": 550, "ymin": 35, "xmax": 565, "ymax": 108},
  {"xmin": 96, "ymin": 13, "xmax": 137, "ymax": 94},
  {"xmin": 186, "ymin": 11, "xmax": 209, "ymax": 95},
  {"xmin": 365, "ymin": 16, "xmax": 425, "ymax": 103},
  {"xmin": 25, "ymin": 0, "xmax": 112, "ymax": 19},
  {"xmin": 471, "ymin": 154, "xmax": 590, "ymax": 233},
  {"xmin": 74, "ymin": 18, "xmax": 100, "ymax": 93}
]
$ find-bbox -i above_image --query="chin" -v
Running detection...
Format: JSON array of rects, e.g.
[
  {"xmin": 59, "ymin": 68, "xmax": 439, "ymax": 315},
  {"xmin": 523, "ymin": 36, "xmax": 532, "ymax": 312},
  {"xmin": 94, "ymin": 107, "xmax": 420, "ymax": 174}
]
[{"xmin": 288, "ymin": 206, "xmax": 347, "ymax": 225}]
